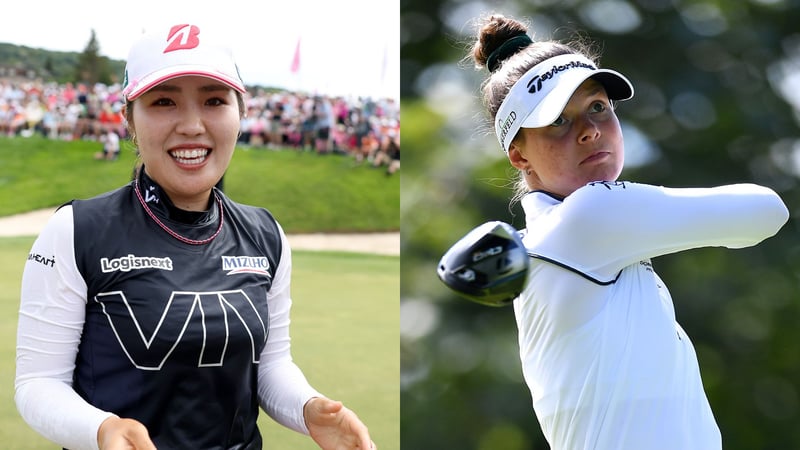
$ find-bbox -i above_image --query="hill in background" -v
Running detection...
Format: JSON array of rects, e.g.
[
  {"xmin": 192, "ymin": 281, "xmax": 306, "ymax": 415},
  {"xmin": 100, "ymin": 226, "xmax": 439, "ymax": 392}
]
[
  {"xmin": 0, "ymin": 41, "xmax": 125, "ymax": 85},
  {"xmin": 0, "ymin": 40, "xmax": 284, "ymax": 92}
]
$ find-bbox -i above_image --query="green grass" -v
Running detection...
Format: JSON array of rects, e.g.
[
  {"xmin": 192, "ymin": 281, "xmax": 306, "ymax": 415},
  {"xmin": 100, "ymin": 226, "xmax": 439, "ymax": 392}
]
[
  {"xmin": 0, "ymin": 237, "xmax": 399, "ymax": 450},
  {"xmin": 0, "ymin": 136, "xmax": 399, "ymax": 233}
]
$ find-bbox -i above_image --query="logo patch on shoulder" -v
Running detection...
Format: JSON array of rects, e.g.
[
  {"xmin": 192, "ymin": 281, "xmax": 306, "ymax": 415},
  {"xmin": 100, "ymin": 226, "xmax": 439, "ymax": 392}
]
[
  {"xmin": 222, "ymin": 256, "xmax": 272, "ymax": 277},
  {"xmin": 28, "ymin": 252, "xmax": 55, "ymax": 268}
]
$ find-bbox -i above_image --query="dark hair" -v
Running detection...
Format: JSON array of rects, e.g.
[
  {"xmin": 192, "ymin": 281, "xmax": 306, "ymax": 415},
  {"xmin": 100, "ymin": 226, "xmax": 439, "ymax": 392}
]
[{"xmin": 468, "ymin": 14, "xmax": 599, "ymax": 203}]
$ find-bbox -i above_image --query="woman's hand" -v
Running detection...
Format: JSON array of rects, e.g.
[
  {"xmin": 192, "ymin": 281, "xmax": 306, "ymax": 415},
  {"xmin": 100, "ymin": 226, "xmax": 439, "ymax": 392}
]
[
  {"xmin": 97, "ymin": 416, "xmax": 157, "ymax": 450},
  {"xmin": 305, "ymin": 397, "xmax": 375, "ymax": 450}
]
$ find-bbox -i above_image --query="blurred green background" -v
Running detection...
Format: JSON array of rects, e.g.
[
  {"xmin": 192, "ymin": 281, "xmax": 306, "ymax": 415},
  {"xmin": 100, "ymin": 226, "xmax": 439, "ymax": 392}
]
[{"xmin": 400, "ymin": 0, "xmax": 800, "ymax": 449}]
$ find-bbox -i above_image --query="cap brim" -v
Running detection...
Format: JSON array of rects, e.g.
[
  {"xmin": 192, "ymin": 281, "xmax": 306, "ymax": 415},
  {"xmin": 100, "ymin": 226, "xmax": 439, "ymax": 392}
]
[
  {"xmin": 520, "ymin": 68, "xmax": 634, "ymax": 129},
  {"xmin": 124, "ymin": 66, "xmax": 246, "ymax": 101}
]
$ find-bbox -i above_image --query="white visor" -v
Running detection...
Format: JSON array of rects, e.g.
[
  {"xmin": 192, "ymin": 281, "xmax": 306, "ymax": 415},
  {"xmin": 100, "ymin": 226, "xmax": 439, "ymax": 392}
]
[{"xmin": 494, "ymin": 53, "xmax": 634, "ymax": 153}]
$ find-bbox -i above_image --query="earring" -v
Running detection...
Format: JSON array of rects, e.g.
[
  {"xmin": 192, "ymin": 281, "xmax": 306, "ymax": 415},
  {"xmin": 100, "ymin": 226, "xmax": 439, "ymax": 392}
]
[{"xmin": 525, "ymin": 168, "xmax": 532, "ymax": 175}]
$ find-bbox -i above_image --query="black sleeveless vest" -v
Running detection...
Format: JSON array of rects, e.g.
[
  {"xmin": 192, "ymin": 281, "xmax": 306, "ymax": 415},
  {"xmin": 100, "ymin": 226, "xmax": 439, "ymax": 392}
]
[{"xmin": 69, "ymin": 172, "xmax": 282, "ymax": 449}]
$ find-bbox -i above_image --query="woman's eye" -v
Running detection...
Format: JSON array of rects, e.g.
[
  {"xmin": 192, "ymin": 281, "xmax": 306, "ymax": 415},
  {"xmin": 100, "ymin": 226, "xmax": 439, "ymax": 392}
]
[
  {"xmin": 206, "ymin": 97, "xmax": 226, "ymax": 106},
  {"xmin": 550, "ymin": 116, "xmax": 567, "ymax": 127},
  {"xmin": 590, "ymin": 101, "xmax": 607, "ymax": 113},
  {"xmin": 152, "ymin": 97, "xmax": 174, "ymax": 106}
]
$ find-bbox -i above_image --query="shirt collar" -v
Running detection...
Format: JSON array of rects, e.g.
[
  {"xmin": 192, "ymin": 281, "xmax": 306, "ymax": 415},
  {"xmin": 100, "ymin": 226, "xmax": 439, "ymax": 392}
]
[{"xmin": 521, "ymin": 190, "xmax": 563, "ymax": 226}]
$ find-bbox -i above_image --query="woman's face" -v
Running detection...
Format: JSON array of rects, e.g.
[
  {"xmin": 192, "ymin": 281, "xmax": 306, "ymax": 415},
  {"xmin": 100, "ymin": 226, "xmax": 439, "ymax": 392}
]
[
  {"xmin": 508, "ymin": 79, "xmax": 625, "ymax": 198},
  {"xmin": 129, "ymin": 76, "xmax": 241, "ymax": 210}
]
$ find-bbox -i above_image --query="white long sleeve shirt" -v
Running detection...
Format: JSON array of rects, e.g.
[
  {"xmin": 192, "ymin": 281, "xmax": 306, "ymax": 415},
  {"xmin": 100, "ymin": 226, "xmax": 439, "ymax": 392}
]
[{"xmin": 515, "ymin": 181, "xmax": 788, "ymax": 450}]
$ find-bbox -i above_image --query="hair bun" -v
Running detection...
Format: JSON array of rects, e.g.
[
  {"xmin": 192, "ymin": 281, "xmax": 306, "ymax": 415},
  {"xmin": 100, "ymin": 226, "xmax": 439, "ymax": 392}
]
[{"xmin": 486, "ymin": 33, "xmax": 533, "ymax": 72}]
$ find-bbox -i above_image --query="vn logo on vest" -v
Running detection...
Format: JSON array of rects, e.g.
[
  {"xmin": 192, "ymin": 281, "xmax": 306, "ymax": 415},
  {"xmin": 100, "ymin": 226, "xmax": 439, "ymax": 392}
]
[{"xmin": 95, "ymin": 290, "xmax": 267, "ymax": 370}]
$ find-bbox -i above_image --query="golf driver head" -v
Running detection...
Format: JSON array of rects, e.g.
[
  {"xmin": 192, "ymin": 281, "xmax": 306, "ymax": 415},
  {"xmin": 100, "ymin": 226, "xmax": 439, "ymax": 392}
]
[{"xmin": 437, "ymin": 221, "xmax": 529, "ymax": 307}]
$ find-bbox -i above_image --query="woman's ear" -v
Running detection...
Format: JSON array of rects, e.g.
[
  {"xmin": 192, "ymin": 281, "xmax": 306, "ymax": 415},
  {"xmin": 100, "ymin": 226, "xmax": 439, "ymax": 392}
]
[{"xmin": 507, "ymin": 142, "xmax": 528, "ymax": 171}]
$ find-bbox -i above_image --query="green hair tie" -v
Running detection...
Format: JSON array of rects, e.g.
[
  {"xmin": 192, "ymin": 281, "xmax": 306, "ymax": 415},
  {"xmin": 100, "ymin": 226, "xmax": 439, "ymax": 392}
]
[{"xmin": 486, "ymin": 34, "xmax": 533, "ymax": 72}]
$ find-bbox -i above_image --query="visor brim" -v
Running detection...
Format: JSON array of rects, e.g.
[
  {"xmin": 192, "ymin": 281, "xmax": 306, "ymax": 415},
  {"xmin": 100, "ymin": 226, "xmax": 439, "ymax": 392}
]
[{"xmin": 519, "ymin": 69, "xmax": 634, "ymax": 129}]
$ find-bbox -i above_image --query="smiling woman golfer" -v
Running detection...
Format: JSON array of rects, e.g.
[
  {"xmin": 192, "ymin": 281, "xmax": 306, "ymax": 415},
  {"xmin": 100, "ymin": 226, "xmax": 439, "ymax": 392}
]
[
  {"xmin": 15, "ymin": 24, "xmax": 374, "ymax": 450},
  {"xmin": 460, "ymin": 13, "xmax": 789, "ymax": 449}
]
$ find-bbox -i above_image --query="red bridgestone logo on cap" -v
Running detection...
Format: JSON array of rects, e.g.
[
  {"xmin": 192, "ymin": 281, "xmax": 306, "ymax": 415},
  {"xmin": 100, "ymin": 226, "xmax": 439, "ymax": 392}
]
[{"xmin": 164, "ymin": 24, "xmax": 200, "ymax": 53}]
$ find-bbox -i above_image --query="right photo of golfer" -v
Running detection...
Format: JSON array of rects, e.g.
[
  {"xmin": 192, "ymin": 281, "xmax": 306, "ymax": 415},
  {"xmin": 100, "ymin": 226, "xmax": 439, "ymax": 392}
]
[
  {"xmin": 434, "ymin": 12, "xmax": 789, "ymax": 449},
  {"xmin": 401, "ymin": 1, "xmax": 800, "ymax": 447}
]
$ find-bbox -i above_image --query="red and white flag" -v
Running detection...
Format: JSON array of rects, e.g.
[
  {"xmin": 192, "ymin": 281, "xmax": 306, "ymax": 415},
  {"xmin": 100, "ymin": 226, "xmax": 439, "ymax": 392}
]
[{"xmin": 290, "ymin": 38, "xmax": 301, "ymax": 74}]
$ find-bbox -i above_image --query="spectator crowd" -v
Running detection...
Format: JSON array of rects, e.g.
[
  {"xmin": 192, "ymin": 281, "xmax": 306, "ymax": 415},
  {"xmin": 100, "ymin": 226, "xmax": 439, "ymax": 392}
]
[{"xmin": 0, "ymin": 78, "xmax": 400, "ymax": 174}]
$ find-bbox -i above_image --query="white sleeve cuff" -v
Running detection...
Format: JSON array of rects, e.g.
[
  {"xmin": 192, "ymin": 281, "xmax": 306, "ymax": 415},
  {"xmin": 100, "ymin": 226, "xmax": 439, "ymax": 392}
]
[{"xmin": 15, "ymin": 379, "xmax": 114, "ymax": 450}]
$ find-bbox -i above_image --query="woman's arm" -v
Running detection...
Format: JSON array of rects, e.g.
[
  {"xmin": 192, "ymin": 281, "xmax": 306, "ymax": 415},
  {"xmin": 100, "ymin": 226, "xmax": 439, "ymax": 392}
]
[
  {"xmin": 528, "ymin": 181, "xmax": 789, "ymax": 280},
  {"xmin": 15, "ymin": 205, "xmax": 115, "ymax": 450},
  {"xmin": 257, "ymin": 226, "xmax": 376, "ymax": 449},
  {"xmin": 257, "ymin": 224, "xmax": 322, "ymax": 434}
]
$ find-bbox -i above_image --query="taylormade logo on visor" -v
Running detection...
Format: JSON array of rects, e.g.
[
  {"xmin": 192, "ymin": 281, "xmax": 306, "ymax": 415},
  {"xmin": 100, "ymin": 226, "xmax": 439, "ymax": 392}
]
[{"xmin": 527, "ymin": 60, "xmax": 595, "ymax": 93}]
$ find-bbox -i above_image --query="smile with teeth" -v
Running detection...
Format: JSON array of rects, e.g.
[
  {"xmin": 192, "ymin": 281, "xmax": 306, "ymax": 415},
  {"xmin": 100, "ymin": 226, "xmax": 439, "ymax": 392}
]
[{"xmin": 170, "ymin": 148, "xmax": 209, "ymax": 165}]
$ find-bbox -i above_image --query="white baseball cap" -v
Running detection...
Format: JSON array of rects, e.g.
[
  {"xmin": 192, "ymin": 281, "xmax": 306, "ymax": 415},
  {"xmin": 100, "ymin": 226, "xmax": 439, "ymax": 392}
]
[
  {"xmin": 122, "ymin": 24, "xmax": 246, "ymax": 101},
  {"xmin": 494, "ymin": 53, "xmax": 634, "ymax": 153}
]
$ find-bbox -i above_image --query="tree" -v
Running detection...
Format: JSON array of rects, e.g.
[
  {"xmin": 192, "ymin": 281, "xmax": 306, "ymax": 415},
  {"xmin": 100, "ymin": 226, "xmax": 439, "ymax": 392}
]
[{"xmin": 74, "ymin": 29, "xmax": 112, "ymax": 85}]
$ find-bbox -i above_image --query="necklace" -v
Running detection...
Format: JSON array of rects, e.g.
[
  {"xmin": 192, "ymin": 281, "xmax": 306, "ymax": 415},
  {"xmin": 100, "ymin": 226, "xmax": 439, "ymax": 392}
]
[{"xmin": 134, "ymin": 178, "xmax": 224, "ymax": 245}]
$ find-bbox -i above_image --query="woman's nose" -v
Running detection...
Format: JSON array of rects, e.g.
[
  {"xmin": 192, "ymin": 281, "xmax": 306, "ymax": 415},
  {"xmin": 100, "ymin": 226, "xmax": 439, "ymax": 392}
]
[
  {"xmin": 175, "ymin": 105, "xmax": 206, "ymax": 135},
  {"xmin": 577, "ymin": 116, "xmax": 600, "ymax": 143}
]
